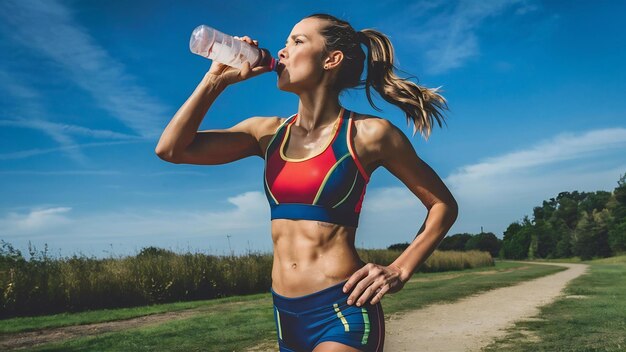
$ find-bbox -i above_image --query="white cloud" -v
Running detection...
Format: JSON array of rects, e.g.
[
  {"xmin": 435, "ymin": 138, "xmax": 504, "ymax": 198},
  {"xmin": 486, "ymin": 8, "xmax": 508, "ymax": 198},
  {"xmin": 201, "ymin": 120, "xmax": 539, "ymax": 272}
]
[
  {"xmin": 446, "ymin": 127, "xmax": 626, "ymax": 234},
  {"xmin": 0, "ymin": 70, "xmax": 145, "ymax": 164},
  {"xmin": 0, "ymin": 192, "xmax": 271, "ymax": 259},
  {"xmin": 364, "ymin": 186, "xmax": 421, "ymax": 213},
  {"xmin": 447, "ymin": 128, "xmax": 626, "ymax": 190},
  {"xmin": 0, "ymin": 0, "xmax": 169, "ymax": 138},
  {"xmin": 3, "ymin": 207, "xmax": 73, "ymax": 232},
  {"xmin": 0, "ymin": 140, "xmax": 144, "ymax": 160},
  {"xmin": 358, "ymin": 186, "xmax": 427, "ymax": 248},
  {"xmin": 0, "ymin": 119, "xmax": 140, "ymax": 140}
]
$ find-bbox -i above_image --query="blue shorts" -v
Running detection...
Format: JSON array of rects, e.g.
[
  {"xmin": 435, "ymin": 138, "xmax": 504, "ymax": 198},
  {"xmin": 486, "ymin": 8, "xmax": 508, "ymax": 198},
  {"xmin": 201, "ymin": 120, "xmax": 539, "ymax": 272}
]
[{"xmin": 271, "ymin": 279, "xmax": 385, "ymax": 352}]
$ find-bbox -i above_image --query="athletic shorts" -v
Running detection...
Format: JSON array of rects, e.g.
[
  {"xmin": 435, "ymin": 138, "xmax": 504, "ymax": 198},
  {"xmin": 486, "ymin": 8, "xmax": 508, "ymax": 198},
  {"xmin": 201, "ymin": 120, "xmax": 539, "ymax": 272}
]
[{"xmin": 271, "ymin": 279, "xmax": 385, "ymax": 352}]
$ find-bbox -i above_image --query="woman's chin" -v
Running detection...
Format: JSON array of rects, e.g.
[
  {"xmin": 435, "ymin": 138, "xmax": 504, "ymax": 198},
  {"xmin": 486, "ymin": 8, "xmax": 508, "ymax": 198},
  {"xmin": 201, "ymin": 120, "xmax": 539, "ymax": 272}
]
[{"xmin": 277, "ymin": 80, "xmax": 295, "ymax": 92}]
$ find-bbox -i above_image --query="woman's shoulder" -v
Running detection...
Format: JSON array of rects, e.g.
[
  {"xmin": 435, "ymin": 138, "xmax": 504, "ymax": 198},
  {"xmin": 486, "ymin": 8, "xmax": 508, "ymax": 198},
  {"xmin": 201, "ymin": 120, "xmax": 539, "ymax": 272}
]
[
  {"xmin": 256, "ymin": 115, "xmax": 293, "ymax": 136},
  {"xmin": 351, "ymin": 112, "xmax": 394, "ymax": 144}
]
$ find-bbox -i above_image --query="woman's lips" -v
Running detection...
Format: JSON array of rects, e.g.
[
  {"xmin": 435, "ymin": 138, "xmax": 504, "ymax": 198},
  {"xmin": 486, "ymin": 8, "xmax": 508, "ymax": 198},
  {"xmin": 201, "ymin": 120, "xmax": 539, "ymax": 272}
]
[{"xmin": 276, "ymin": 63, "xmax": 285, "ymax": 76}]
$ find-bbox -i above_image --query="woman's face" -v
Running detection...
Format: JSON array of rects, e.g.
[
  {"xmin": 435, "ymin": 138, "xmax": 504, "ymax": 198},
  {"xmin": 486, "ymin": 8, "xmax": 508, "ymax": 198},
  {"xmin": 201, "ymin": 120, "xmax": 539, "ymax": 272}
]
[{"xmin": 277, "ymin": 18, "xmax": 328, "ymax": 93}]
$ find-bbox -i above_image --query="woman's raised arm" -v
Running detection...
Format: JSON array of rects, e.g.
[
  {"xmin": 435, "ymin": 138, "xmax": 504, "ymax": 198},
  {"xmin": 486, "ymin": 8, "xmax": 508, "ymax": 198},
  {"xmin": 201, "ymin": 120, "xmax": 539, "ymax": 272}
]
[{"xmin": 155, "ymin": 35, "xmax": 273, "ymax": 165}]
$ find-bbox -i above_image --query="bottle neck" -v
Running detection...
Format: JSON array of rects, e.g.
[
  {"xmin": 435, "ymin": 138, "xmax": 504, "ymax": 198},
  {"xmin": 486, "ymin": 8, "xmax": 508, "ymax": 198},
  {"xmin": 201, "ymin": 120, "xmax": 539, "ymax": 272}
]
[{"xmin": 256, "ymin": 48, "xmax": 279, "ymax": 71}]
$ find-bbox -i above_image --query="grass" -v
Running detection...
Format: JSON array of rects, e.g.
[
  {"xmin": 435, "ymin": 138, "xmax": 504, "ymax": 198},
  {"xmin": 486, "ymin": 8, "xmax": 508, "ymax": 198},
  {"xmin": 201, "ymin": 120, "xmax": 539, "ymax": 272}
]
[
  {"xmin": 1, "ymin": 244, "xmax": 492, "ymax": 319},
  {"xmin": 0, "ymin": 294, "xmax": 261, "ymax": 335},
  {"xmin": 482, "ymin": 255, "xmax": 626, "ymax": 352},
  {"xmin": 1, "ymin": 261, "xmax": 566, "ymax": 351}
]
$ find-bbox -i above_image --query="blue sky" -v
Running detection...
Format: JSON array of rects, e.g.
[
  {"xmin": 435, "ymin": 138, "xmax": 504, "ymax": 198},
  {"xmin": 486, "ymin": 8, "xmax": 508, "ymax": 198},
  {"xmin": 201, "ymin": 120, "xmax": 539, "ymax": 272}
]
[{"xmin": 1, "ymin": 0, "xmax": 625, "ymax": 260}]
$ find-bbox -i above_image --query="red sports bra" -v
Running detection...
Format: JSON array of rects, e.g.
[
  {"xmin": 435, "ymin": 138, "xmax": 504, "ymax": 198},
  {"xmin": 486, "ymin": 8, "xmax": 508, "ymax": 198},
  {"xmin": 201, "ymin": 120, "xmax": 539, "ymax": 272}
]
[{"xmin": 263, "ymin": 107, "xmax": 370, "ymax": 227}]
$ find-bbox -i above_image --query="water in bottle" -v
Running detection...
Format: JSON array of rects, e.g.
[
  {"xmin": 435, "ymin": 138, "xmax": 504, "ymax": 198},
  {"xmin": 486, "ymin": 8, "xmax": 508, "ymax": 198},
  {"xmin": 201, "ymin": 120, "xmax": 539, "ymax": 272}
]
[{"xmin": 189, "ymin": 25, "xmax": 280, "ymax": 73}]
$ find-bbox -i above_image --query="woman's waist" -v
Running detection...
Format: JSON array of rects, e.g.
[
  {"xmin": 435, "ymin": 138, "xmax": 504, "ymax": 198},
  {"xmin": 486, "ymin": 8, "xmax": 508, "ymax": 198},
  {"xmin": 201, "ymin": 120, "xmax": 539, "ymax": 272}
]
[
  {"xmin": 271, "ymin": 278, "xmax": 351, "ymax": 313},
  {"xmin": 271, "ymin": 256, "xmax": 364, "ymax": 298}
]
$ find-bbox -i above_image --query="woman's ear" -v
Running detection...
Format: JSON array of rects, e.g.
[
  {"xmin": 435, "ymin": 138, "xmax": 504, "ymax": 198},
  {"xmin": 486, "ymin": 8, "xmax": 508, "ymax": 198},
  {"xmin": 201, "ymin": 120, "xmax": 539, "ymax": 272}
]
[{"xmin": 323, "ymin": 50, "xmax": 344, "ymax": 70}]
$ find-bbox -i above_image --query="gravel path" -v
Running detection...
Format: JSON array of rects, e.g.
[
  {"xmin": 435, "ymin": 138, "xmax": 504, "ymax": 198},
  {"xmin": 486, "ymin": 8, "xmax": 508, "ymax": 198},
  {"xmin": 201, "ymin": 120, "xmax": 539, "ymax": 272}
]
[{"xmin": 384, "ymin": 261, "xmax": 588, "ymax": 352}]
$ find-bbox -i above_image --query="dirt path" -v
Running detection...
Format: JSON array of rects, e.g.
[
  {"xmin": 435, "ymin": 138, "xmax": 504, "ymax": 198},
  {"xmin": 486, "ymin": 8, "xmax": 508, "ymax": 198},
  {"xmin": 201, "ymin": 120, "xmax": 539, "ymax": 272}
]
[
  {"xmin": 384, "ymin": 261, "xmax": 589, "ymax": 352},
  {"xmin": 0, "ymin": 308, "xmax": 207, "ymax": 350}
]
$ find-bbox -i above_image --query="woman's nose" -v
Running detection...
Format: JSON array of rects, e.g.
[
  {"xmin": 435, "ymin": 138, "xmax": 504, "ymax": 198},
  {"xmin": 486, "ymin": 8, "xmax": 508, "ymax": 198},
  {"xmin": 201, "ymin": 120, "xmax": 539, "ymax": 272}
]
[{"xmin": 278, "ymin": 48, "xmax": 287, "ymax": 60}]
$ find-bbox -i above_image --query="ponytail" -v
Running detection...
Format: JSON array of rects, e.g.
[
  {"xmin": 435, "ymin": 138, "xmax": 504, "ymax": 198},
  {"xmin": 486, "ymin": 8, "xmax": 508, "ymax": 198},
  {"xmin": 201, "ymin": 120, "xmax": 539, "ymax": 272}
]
[
  {"xmin": 306, "ymin": 13, "xmax": 450, "ymax": 141},
  {"xmin": 359, "ymin": 29, "xmax": 449, "ymax": 140}
]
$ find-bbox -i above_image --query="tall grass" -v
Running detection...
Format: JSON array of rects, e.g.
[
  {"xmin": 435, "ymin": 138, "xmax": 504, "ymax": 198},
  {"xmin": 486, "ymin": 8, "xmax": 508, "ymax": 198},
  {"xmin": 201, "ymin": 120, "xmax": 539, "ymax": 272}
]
[
  {"xmin": 358, "ymin": 248, "xmax": 493, "ymax": 272},
  {"xmin": 0, "ymin": 240, "xmax": 492, "ymax": 319}
]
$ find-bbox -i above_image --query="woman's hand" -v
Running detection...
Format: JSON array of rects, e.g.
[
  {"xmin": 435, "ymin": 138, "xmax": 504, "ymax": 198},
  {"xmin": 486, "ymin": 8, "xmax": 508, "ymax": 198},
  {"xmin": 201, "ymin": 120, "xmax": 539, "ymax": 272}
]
[
  {"xmin": 207, "ymin": 35, "xmax": 272, "ymax": 86},
  {"xmin": 343, "ymin": 263, "xmax": 406, "ymax": 306}
]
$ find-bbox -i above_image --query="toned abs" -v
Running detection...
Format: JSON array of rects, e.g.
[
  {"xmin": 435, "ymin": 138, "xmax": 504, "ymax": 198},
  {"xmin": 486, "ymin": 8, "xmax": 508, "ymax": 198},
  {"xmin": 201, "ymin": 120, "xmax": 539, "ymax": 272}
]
[{"xmin": 258, "ymin": 113, "xmax": 382, "ymax": 297}]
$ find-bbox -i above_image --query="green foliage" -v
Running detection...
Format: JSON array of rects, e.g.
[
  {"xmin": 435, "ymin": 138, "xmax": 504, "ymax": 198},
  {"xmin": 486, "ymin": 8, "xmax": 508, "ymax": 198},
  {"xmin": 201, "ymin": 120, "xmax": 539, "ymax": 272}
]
[
  {"xmin": 614, "ymin": 172, "xmax": 626, "ymax": 205},
  {"xmin": 501, "ymin": 219, "xmax": 532, "ymax": 259},
  {"xmin": 136, "ymin": 246, "xmax": 176, "ymax": 258},
  {"xmin": 438, "ymin": 233, "xmax": 473, "ymax": 251},
  {"xmin": 0, "ymin": 240, "xmax": 493, "ymax": 319},
  {"xmin": 387, "ymin": 242, "xmax": 410, "ymax": 251},
  {"xmin": 0, "ymin": 242, "xmax": 273, "ymax": 319},
  {"xmin": 608, "ymin": 218, "xmax": 626, "ymax": 253},
  {"xmin": 579, "ymin": 190, "xmax": 612, "ymax": 213},
  {"xmin": 572, "ymin": 209, "xmax": 613, "ymax": 260},
  {"xmin": 499, "ymin": 172, "xmax": 626, "ymax": 260},
  {"xmin": 464, "ymin": 232, "xmax": 501, "ymax": 258}
]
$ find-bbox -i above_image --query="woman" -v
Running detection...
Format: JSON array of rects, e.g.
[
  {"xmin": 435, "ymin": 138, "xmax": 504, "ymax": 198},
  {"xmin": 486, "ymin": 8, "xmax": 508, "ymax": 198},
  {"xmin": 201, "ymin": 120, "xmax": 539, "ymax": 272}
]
[{"xmin": 156, "ymin": 13, "xmax": 458, "ymax": 352}]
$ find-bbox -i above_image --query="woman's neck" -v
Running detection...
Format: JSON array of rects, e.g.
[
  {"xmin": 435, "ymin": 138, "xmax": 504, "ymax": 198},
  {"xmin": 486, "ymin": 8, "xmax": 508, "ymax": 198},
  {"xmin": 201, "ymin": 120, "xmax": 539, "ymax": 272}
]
[{"xmin": 296, "ymin": 90, "xmax": 342, "ymax": 132}]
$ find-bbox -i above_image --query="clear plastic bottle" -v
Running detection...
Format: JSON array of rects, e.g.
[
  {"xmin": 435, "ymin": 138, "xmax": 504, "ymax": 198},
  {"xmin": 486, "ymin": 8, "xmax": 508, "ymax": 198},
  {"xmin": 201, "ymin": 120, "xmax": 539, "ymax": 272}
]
[{"xmin": 189, "ymin": 25, "xmax": 279, "ymax": 72}]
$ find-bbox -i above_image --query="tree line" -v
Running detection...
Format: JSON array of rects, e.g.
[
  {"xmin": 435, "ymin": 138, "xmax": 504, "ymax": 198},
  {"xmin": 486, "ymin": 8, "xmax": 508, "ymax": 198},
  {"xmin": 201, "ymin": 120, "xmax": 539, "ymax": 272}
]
[{"xmin": 389, "ymin": 173, "xmax": 626, "ymax": 261}]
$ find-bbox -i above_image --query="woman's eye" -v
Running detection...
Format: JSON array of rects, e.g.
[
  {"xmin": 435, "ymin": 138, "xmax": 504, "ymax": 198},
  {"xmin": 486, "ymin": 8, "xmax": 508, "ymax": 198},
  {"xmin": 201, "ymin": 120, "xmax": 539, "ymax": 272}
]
[{"xmin": 284, "ymin": 39, "xmax": 303, "ymax": 47}]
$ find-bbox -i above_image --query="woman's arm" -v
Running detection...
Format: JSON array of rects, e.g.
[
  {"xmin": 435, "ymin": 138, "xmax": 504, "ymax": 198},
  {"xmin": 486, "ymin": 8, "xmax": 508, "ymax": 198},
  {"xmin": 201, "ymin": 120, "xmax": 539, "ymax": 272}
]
[
  {"xmin": 343, "ymin": 118, "xmax": 458, "ymax": 307},
  {"xmin": 379, "ymin": 119, "xmax": 458, "ymax": 282},
  {"xmin": 156, "ymin": 35, "xmax": 272, "ymax": 163},
  {"xmin": 155, "ymin": 73, "xmax": 227, "ymax": 161}
]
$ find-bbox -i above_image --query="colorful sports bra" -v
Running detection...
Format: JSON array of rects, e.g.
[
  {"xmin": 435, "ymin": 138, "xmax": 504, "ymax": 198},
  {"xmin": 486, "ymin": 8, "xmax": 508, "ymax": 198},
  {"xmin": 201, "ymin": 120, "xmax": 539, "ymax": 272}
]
[{"xmin": 263, "ymin": 107, "xmax": 370, "ymax": 228}]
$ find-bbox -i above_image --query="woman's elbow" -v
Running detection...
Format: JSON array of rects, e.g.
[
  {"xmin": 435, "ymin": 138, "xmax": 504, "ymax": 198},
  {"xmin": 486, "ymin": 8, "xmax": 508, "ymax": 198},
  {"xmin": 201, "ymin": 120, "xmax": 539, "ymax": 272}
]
[
  {"xmin": 155, "ymin": 146, "xmax": 179, "ymax": 163},
  {"xmin": 447, "ymin": 198, "xmax": 459, "ymax": 222}
]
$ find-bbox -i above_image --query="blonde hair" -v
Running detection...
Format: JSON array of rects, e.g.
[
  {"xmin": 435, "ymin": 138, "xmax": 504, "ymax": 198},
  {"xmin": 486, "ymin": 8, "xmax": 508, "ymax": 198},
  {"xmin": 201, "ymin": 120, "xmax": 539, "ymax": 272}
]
[{"xmin": 306, "ymin": 13, "xmax": 450, "ymax": 140}]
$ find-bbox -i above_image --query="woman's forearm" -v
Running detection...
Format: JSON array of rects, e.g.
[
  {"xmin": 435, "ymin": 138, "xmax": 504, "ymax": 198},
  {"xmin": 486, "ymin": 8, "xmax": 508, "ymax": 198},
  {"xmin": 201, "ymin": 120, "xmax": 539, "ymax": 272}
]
[
  {"xmin": 155, "ymin": 73, "xmax": 228, "ymax": 160},
  {"xmin": 390, "ymin": 202, "xmax": 459, "ymax": 282}
]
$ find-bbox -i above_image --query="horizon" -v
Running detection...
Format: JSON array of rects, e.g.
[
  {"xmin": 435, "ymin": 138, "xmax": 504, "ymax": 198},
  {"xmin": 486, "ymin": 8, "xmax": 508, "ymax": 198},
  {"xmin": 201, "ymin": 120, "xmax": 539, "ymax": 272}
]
[{"xmin": 1, "ymin": 0, "xmax": 625, "ymax": 260}]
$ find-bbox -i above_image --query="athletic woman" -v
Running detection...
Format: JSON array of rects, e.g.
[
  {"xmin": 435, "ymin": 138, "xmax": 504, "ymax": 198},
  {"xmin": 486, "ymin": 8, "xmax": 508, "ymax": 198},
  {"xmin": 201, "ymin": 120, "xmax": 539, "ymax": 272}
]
[{"xmin": 156, "ymin": 13, "xmax": 458, "ymax": 352}]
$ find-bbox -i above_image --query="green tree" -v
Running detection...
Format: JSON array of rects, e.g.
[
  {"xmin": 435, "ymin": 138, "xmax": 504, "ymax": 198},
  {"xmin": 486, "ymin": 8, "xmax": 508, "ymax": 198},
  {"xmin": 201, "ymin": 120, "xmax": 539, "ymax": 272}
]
[
  {"xmin": 553, "ymin": 219, "xmax": 573, "ymax": 258},
  {"xmin": 501, "ymin": 217, "xmax": 532, "ymax": 259},
  {"xmin": 610, "ymin": 172, "xmax": 626, "ymax": 221},
  {"xmin": 572, "ymin": 209, "xmax": 612, "ymax": 260},
  {"xmin": 465, "ymin": 232, "xmax": 501, "ymax": 257},
  {"xmin": 592, "ymin": 208, "xmax": 613, "ymax": 257},
  {"xmin": 614, "ymin": 173, "xmax": 626, "ymax": 205},
  {"xmin": 579, "ymin": 191, "xmax": 612, "ymax": 214},
  {"xmin": 388, "ymin": 242, "xmax": 410, "ymax": 251},
  {"xmin": 136, "ymin": 246, "xmax": 176, "ymax": 258},
  {"xmin": 608, "ymin": 218, "xmax": 626, "ymax": 254},
  {"xmin": 572, "ymin": 212, "xmax": 594, "ymax": 260},
  {"xmin": 535, "ymin": 220, "xmax": 557, "ymax": 258},
  {"xmin": 555, "ymin": 192, "xmax": 584, "ymax": 231},
  {"xmin": 438, "ymin": 233, "xmax": 472, "ymax": 251}
]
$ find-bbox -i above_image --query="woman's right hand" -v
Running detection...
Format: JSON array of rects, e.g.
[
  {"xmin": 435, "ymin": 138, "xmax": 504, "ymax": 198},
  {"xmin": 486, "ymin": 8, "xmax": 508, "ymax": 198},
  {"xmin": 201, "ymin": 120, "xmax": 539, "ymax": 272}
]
[{"xmin": 207, "ymin": 35, "xmax": 273, "ymax": 86}]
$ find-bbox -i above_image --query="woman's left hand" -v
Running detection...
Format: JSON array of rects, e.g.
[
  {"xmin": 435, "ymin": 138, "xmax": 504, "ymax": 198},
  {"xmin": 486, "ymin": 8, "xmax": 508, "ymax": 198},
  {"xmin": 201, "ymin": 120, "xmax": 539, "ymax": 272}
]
[{"xmin": 343, "ymin": 263, "xmax": 406, "ymax": 306}]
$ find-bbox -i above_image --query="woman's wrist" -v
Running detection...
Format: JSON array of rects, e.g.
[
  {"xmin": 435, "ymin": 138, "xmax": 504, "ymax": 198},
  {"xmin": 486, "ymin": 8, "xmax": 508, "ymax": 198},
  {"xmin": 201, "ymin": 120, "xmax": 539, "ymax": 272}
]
[{"xmin": 202, "ymin": 72, "xmax": 229, "ymax": 91}]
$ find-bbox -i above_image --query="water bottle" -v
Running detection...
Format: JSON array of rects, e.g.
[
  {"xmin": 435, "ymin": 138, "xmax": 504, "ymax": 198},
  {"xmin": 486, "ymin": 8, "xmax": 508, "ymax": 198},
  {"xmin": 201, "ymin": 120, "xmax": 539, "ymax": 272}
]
[{"xmin": 189, "ymin": 25, "xmax": 279, "ymax": 72}]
